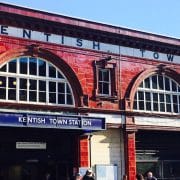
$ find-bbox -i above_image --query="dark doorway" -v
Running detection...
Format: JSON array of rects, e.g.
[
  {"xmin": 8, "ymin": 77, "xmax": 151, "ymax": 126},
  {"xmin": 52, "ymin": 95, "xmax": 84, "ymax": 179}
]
[
  {"xmin": 0, "ymin": 127, "xmax": 79, "ymax": 180},
  {"xmin": 136, "ymin": 130, "xmax": 180, "ymax": 180}
]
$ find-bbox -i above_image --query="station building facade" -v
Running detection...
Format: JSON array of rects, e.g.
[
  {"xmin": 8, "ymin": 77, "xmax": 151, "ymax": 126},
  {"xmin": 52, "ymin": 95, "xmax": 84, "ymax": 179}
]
[{"xmin": 0, "ymin": 3, "xmax": 179, "ymax": 180}]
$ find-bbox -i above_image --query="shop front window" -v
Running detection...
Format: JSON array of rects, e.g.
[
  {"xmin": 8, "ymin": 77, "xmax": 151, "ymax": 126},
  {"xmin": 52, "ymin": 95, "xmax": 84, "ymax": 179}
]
[
  {"xmin": 133, "ymin": 74, "xmax": 180, "ymax": 114},
  {"xmin": 0, "ymin": 57, "xmax": 74, "ymax": 106}
]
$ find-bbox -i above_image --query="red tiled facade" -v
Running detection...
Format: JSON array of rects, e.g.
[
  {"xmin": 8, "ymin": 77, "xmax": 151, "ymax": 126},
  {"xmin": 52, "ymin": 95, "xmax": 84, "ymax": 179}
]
[{"xmin": 0, "ymin": 2, "xmax": 180, "ymax": 180}]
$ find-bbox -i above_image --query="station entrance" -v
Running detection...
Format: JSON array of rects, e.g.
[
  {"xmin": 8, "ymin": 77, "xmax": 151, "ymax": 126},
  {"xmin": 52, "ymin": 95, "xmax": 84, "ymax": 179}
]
[
  {"xmin": 136, "ymin": 130, "xmax": 180, "ymax": 180},
  {"xmin": 0, "ymin": 127, "xmax": 80, "ymax": 180}
]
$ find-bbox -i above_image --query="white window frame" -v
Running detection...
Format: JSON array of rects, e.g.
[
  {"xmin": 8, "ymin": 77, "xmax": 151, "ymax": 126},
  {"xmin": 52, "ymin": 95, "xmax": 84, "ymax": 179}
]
[
  {"xmin": 134, "ymin": 74, "xmax": 180, "ymax": 114},
  {"xmin": 0, "ymin": 57, "xmax": 75, "ymax": 106},
  {"xmin": 98, "ymin": 68, "xmax": 111, "ymax": 96}
]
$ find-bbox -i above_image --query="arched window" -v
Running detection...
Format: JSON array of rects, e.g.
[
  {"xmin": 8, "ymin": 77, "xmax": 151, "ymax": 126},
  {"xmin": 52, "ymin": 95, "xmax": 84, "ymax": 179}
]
[
  {"xmin": 133, "ymin": 74, "xmax": 180, "ymax": 114},
  {"xmin": 0, "ymin": 57, "xmax": 74, "ymax": 106}
]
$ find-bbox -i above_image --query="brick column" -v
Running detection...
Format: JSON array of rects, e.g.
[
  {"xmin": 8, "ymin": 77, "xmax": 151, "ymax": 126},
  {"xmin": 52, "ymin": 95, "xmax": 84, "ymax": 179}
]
[
  {"xmin": 125, "ymin": 117, "xmax": 137, "ymax": 180},
  {"xmin": 79, "ymin": 135, "xmax": 89, "ymax": 167}
]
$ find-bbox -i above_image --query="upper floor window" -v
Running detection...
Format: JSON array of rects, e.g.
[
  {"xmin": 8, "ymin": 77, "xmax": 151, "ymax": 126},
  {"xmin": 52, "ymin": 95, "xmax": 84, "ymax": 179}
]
[
  {"xmin": 93, "ymin": 57, "xmax": 117, "ymax": 100},
  {"xmin": 98, "ymin": 68, "xmax": 111, "ymax": 96},
  {"xmin": 133, "ymin": 74, "xmax": 180, "ymax": 114},
  {"xmin": 0, "ymin": 57, "xmax": 74, "ymax": 106}
]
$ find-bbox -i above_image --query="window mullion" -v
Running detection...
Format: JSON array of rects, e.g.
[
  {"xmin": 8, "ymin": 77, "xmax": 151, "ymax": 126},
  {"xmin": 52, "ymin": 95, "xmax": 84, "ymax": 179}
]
[
  {"xmin": 37, "ymin": 59, "xmax": 39, "ymax": 76},
  {"xmin": 27, "ymin": 79, "xmax": 29, "ymax": 102},
  {"xmin": 171, "ymin": 94, "xmax": 174, "ymax": 113},
  {"xmin": 150, "ymin": 92, "xmax": 153, "ymax": 111},
  {"xmin": 137, "ymin": 91, "xmax": 139, "ymax": 110},
  {"xmin": 46, "ymin": 80, "xmax": 49, "ymax": 104},
  {"xmin": 16, "ymin": 78, "xmax": 19, "ymax": 101},
  {"xmin": 109, "ymin": 70, "xmax": 111, "ymax": 96},
  {"xmin": 37, "ymin": 80, "xmax": 39, "ymax": 102},
  {"xmin": 27, "ymin": 57, "xmax": 29, "ymax": 75},
  {"xmin": 56, "ymin": 82, "xmax": 58, "ymax": 104},
  {"xmin": 158, "ymin": 93, "xmax": 160, "ymax": 112},
  {"xmin": 5, "ymin": 76, "xmax": 8, "ymax": 100},
  {"xmin": 65, "ymin": 83, "xmax": 67, "ymax": 104}
]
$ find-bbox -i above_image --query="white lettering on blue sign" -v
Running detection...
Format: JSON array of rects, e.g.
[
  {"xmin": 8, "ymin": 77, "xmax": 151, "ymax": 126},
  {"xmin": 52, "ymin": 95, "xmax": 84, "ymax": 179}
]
[
  {"xmin": 82, "ymin": 120, "xmax": 92, "ymax": 126},
  {"xmin": 18, "ymin": 116, "xmax": 46, "ymax": 124},
  {"xmin": 1, "ymin": 25, "xmax": 179, "ymax": 64}
]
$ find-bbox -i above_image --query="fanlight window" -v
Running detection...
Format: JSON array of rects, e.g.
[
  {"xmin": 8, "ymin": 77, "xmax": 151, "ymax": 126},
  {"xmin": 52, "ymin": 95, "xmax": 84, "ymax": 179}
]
[
  {"xmin": 133, "ymin": 74, "xmax": 180, "ymax": 114},
  {"xmin": 0, "ymin": 57, "xmax": 74, "ymax": 106}
]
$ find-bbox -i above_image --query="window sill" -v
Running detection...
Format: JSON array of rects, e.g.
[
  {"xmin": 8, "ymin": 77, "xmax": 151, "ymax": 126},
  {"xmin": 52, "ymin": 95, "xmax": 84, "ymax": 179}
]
[{"xmin": 95, "ymin": 95, "xmax": 118, "ymax": 102}]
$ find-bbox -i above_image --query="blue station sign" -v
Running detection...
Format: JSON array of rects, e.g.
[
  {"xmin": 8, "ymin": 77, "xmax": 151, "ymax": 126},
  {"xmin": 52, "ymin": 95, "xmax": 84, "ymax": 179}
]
[{"xmin": 0, "ymin": 112, "xmax": 106, "ymax": 130}]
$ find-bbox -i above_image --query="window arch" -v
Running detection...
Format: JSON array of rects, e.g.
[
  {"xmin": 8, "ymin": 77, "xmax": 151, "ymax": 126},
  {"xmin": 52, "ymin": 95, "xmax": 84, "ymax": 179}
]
[
  {"xmin": 133, "ymin": 74, "xmax": 180, "ymax": 114},
  {"xmin": 0, "ymin": 56, "xmax": 74, "ymax": 106}
]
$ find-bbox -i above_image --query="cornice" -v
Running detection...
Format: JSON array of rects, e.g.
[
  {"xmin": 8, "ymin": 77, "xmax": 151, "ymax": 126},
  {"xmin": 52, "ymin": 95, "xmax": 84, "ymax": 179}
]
[{"xmin": 0, "ymin": 3, "xmax": 180, "ymax": 55}]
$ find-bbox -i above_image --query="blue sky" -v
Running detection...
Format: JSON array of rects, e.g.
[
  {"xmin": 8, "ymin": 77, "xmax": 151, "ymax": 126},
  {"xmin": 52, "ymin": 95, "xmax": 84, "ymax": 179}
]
[{"xmin": 2, "ymin": 0, "xmax": 180, "ymax": 38}]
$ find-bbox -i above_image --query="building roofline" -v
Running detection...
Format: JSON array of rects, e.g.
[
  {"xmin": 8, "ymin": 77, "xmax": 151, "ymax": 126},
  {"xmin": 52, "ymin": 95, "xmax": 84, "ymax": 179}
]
[{"xmin": 0, "ymin": 2, "xmax": 180, "ymax": 47}]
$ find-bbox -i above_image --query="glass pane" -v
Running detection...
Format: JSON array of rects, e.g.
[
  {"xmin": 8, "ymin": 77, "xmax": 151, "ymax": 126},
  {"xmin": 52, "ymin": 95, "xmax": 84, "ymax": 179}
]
[
  {"xmin": 103, "ymin": 70, "xmax": 109, "ymax": 81},
  {"xmin": 166, "ymin": 104, "xmax": 171, "ymax": 112},
  {"xmin": 134, "ymin": 93, "xmax": 137, "ymax": 100},
  {"xmin": 58, "ymin": 83, "xmax": 65, "ymax": 93},
  {"xmin": 49, "ymin": 64, "xmax": 56, "ymax": 78},
  {"xmin": 29, "ymin": 57, "xmax": 37, "ymax": 75},
  {"xmin": 153, "ymin": 103, "xmax": 158, "ymax": 111},
  {"xmin": 29, "ymin": 91, "xmax": 36, "ymax": 102},
  {"xmin": 165, "ymin": 77, "xmax": 170, "ymax": 91},
  {"xmin": 20, "ymin": 57, "xmax": 27, "ymax": 74},
  {"xmin": 0, "ymin": 89, "xmax": 6, "ymax": 99},
  {"xmin": 8, "ymin": 89, "xmax": 16, "ymax": 100},
  {"xmin": 163, "ymin": 161, "xmax": 180, "ymax": 179},
  {"xmin": 67, "ymin": 94, "xmax": 73, "ymax": 104},
  {"xmin": 158, "ymin": 75, "xmax": 164, "ymax": 90},
  {"xmin": 173, "ymin": 104, "xmax": 178, "ymax": 113},
  {"xmin": 160, "ymin": 103, "xmax": 165, "ymax": 112},
  {"xmin": 39, "ymin": 81, "xmax": 46, "ymax": 91},
  {"xmin": 159, "ymin": 94, "xmax": 164, "ymax": 102},
  {"xmin": 58, "ymin": 94, "xmax": 65, "ymax": 104},
  {"xmin": 29, "ymin": 80, "xmax": 37, "ymax": 90},
  {"xmin": 8, "ymin": 77, "xmax": 16, "ymax": 88},
  {"xmin": 153, "ymin": 93, "xmax": 158, "ymax": 101},
  {"xmin": 20, "ymin": 90, "xmax": 27, "ymax": 101},
  {"xmin": 133, "ymin": 100, "xmax": 137, "ymax": 109},
  {"xmin": 98, "ymin": 82, "xmax": 103, "ymax": 94},
  {"xmin": 103, "ymin": 83, "xmax": 109, "ymax": 94},
  {"xmin": 146, "ymin": 102, "xmax": 151, "ymax": 111},
  {"xmin": 98, "ymin": 70, "xmax": 102, "ymax": 81},
  {"xmin": 166, "ymin": 94, "xmax": 171, "ymax": 103},
  {"xmin": 39, "ymin": 59, "xmax": 46, "ymax": 76},
  {"xmin": 49, "ymin": 82, "xmax": 56, "ymax": 92},
  {"xmin": 152, "ymin": 75, "xmax": 157, "ymax": 89},
  {"xmin": 172, "ymin": 81, "xmax": 177, "ymax": 92},
  {"xmin": 173, "ymin": 95, "xmax": 177, "ymax": 103},
  {"xmin": 0, "ymin": 64, "xmax": 6, "ymax": 72},
  {"xmin": 0, "ymin": 76, "xmax": 6, "ymax": 87},
  {"xmin": 138, "ymin": 91, "xmax": 144, "ymax": 100},
  {"xmin": 136, "ymin": 162, "xmax": 160, "ymax": 179},
  {"xmin": 66, "ymin": 84, "xmax": 71, "ymax": 93},
  {"xmin": 133, "ymin": 93, "xmax": 137, "ymax": 109},
  {"xmin": 139, "ymin": 101, "xmax": 144, "ymax": 110},
  {"xmin": 49, "ymin": 93, "xmax": 56, "ymax": 103},
  {"xmin": 58, "ymin": 72, "xmax": 64, "ymax": 79},
  {"xmin": 20, "ymin": 79, "xmax": 27, "ymax": 89},
  {"xmin": 144, "ymin": 77, "xmax": 150, "ymax": 88},
  {"xmin": 145, "ymin": 92, "xmax": 151, "ymax": 101},
  {"xmin": 9, "ymin": 59, "xmax": 17, "ymax": 73},
  {"xmin": 39, "ymin": 92, "xmax": 46, "ymax": 102}
]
